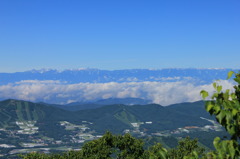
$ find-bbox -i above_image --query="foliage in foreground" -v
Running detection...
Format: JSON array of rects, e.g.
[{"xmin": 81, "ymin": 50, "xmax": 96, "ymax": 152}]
[
  {"xmin": 200, "ymin": 71, "xmax": 240, "ymax": 159},
  {"xmin": 20, "ymin": 133, "xmax": 204, "ymax": 159},
  {"xmin": 21, "ymin": 71, "xmax": 240, "ymax": 158}
]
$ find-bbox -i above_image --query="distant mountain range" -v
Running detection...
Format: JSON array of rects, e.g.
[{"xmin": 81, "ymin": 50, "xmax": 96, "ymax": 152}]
[{"xmin": 0, "ymin": 68, "xmax": 236, "ymax": 85}]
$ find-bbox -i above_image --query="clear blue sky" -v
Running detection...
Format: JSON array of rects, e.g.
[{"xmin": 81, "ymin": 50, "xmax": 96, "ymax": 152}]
[{"xmin": 0, "ymin": 0, "xmax": 239, "ymax": 72}]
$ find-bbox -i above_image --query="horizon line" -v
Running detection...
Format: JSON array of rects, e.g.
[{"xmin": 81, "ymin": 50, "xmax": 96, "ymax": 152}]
[{"xmin": 0, "ymin": 67, "xmax": 237, "ymax": 73}]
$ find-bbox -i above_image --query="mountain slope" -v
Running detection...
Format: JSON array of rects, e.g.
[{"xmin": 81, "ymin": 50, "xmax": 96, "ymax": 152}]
[
  {"xmin": 0, "ymin": 99, "xmax": 217, "ymax": 134},
  {"xmin": 166, "ymin": 101, "xmax": 213, "ymax": 119},
  {"xmin": 0, "ymin": 99, "xmax": 81, "ymax": 139},
  {"xmin": 72, "ymin": 102, "xmax": 213, "ymax": 133}
]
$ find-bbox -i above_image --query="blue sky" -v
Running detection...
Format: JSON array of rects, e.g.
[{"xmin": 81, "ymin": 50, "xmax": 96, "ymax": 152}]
[{"xmin": 0, "ymin": 0, "xmax": 239, "ymax": 72}]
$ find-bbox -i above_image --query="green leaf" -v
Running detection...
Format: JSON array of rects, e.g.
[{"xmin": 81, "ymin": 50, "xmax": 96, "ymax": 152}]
[
  {"xmin": 213, "ymin": 137, "xmax": 221, "ymax": 150},
  {"xmin": 223, "ymin": 94, "xmax": 229, "ymax": 101},
  {"xmin": 213, "ymin": 82, "xmax": 217, "ymax": 89},
  {"xmin": 228, "ymin": 141, "xmax": 236, "ymax": 159},
  {"xmin": 234, "ymin": 77, "xmax": 240, "ymax": 84},
  {"xmin": 232, "ymin": 109, "xmax": 238, "ymax": 116},
  {"xmin": 225, "ymin": 89, "xmax": 230, "ymax": 94},
  {"xmin": 225, "ymin": 112, "xmax": 232, "ymax": 124},
  {"xmin": 212, "ymin": 93, "xmax": 219, "ymax": 99},
  {"xmin": 214, "ymin": 106, "xmax": 221, "ymax": 114},
  {"xmin": 216, "ymin": 111, "xmax": 226, "ymax": 124},
  {"xmin": 227, "ymin": 125, "xmax": 235, "ymax": 135},
  {"xmin": 227, "ymin": 71, "xmax": 234, "ymax": 79},
  {"xmin": 205, "ymin": 104, "xmax": 213, "ymax": 112},
  {"xmin": 230, "ymin": 93, "xmax": 236, "ymax": 100},
  {"xmin": 200, "ymin": 90, "xmax": 209, "ymax": 99},
  {"xmin": 217, "ymin": 86, "xmax": 222, "ymax": 93},
  {"xmin": 149, "ymin": 156, "xmax": 155, "ymax": 159}
]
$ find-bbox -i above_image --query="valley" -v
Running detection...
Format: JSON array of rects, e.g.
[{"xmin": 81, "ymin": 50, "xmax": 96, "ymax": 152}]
[{"xmin": 0, "ymin": 99, "xmax": 228, "ymax": 158}]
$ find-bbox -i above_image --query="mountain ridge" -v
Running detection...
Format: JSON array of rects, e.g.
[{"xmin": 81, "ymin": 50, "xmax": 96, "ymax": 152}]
[
  {"xmin": 0, "ymin": 99, "xmax": 214, "ymax": 133},
  {"xmin": 0, "ymin": 68, "xmax": 236, "ymax": 85}
]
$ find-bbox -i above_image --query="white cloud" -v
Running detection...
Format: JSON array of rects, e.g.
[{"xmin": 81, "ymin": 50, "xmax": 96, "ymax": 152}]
[
  {"xmin": 149, "ymin": 76, "xmax": 182, "ymax": 81},
  {"xmin": 0, "ymin": 80, "xmax": 235, "ymax": 106}
]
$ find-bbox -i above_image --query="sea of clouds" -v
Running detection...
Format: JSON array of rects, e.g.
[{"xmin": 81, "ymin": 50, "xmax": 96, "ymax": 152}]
[{"xmin": 0, "ymin": 79, "xmax": 235, "ymax": 106}]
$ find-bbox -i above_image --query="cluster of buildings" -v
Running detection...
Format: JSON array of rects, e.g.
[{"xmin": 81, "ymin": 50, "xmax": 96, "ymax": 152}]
[
  {"xmin": 0, "ymin": 117, "xmax": 223, "ymax": 157},
  {"xmin": 123, "ymin": 117, "xmax": 222, "ymax": 137},
  {"xmin": 0, "ymin": 120, "xmax": 102, "ymax": 157},
  {"xmin": 15, "ymin": 121, "xmax": 39, "ymax": 135}
]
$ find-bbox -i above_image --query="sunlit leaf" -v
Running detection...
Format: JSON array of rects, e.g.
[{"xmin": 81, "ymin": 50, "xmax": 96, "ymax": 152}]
[
  {"xmin": 214, "ymin": 106, "xmax": 221, "ymax": 114},
  {"xmin": 217, "ymin": 86, "xmax": 222, "ymax": 93},
  {"xmin": 227, "ymin": 71, "xmax": 234, "ymax": 79},
  {"xmin": 228, "ymin": 141, "xmax": 236, "ymax": 159},
  {"xmin": 216, "ymin": 111, "xmax": 226, "ymax": 124},
  {"xmin": 232, "ymin": 109, "xmax": 238, "ymax": 116},
  {"xmin": 200, "ymin": 90, "xmax": 209, "ymax": 99},
  {"xmin": 205, "ymin": 104, "xmax": 213, "ymax": 112},
  {"xmin": 213, "ymin": 82, "xmax": 217, "ymax": 89},
  {"xmin": 213, "ymin": 137, "xmax": 220, "ymax": 150}
]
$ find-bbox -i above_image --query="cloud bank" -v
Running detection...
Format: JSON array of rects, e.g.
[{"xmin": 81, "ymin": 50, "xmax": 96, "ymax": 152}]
[{"xmin": 0, "ymin": 80, "xmax": 234, "ymax": 106}]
